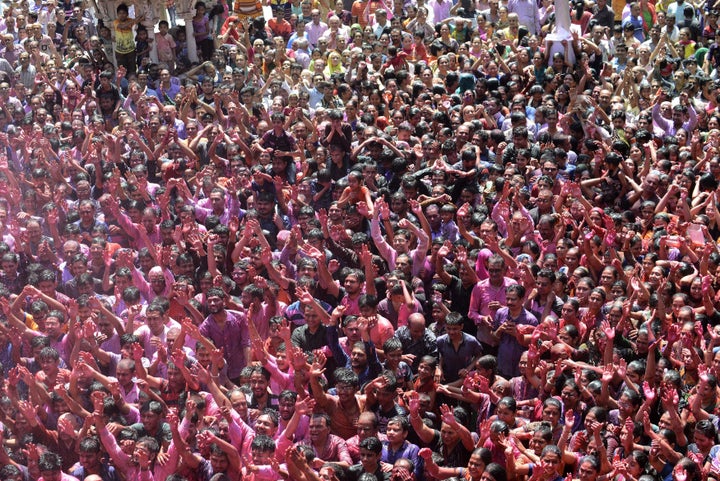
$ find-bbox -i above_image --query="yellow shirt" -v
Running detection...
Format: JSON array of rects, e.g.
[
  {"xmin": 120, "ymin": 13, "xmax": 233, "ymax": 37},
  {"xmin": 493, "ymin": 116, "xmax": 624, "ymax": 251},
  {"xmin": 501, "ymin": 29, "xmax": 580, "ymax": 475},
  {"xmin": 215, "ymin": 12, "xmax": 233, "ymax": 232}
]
[{"xmin": 113, "ymin": 19, "xmax": 136, "ymax": 54}]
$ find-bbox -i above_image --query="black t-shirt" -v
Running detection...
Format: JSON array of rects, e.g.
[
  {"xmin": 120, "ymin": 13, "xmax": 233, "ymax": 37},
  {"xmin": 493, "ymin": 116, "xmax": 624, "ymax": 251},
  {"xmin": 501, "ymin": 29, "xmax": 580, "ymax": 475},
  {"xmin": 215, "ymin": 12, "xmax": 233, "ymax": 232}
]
[
  {"xmin": 261, "ymin": 129, "xmax": 297, "ymax": 153},
  {"xmin": 429, "ymin": 430, "xmax": 472, "ymax": 468}
]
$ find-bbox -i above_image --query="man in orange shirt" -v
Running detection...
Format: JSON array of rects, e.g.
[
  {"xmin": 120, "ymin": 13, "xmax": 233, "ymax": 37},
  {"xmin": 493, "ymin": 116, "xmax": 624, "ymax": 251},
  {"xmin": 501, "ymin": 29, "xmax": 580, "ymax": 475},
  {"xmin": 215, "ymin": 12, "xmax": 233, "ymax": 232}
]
[
  {"xmin": 352, "ymin": 0, "xmax": 369, "ymax": 27},
  {"xmin": 269, "ymin": 9, "xmax": 293, "ymax": 40}
]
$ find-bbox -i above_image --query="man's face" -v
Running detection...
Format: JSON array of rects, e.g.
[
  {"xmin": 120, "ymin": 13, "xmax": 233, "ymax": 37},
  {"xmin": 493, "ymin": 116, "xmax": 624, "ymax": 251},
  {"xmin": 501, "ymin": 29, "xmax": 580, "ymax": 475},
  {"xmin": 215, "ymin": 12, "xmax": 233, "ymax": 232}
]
[
  {"xmin": 2, "ymin": 260, "xmax": 17, "ymax": 277},
  {"xmin": 643, "ymin": 175, "xmax": 659, "ymax": 193},
  {"xmin": 230, "ymin": 392, "xmax": 248, "ymax": 418},
  {"xmin": 538, "ymin": 221, "xmax": 554, "ymax": 240},
  {"xmin": 506, "ymin": 292, "xmax": 521, "ymax": 311},
  {"xmin": 309, "ymin": 417, "xmax": 330, "ymax": 442},
  {"xmin": 207, "ymin": 295, "xmax": 224, "ymax": 314},
  {"xmin": 672, "ymin": 108, "xmax": 684, "ymax": 125},
  {"xmin": 39, "ymin": 471, "xmax": 61, "ymax": 481},
  {"xmin": 350, "ymin": 346, "xmax": 368, "ymax": 369},
  {"xmin": 408, "ymin": 318, "xmax": 425, "ymax": 339},
  {"xmin": 210, "ymin": 452, "xmax": 229, "ymax": 473},
  {"xmin": 278, "ymin": 398, "xmax": 295, "ymax": 421},
  {"xmin": 141, "ymin": 410, "xmax": 160, "ymax": 432},
  {"xmin": 344, "ymin": 275, "xmax": 361, "ymax": 295},
  {"xmin": 250, "ymin": 372, "xmax": 268, "ymax": 398},
  {"xmin": 38, "ymin": 280, "xmax": 56, "ymax": 296},
  {"xmin": 40, "ymin": 356, "xmax": 59, "ymax": 375},
  {"xmin": 69, "ymin": 259, "xmax": 86, "ymax": 278},
  {"xmin": 256, "ymin": 200, "xmax": 274, "ymax": 216},
  {"xmin": 146, "ymin": 311, "xmax": 165, "ymax": 334},
  {"xmin": 386, "ymin": 421, "xmax": 407, "ymax": 445},
  {"xmin": 115, "ymin": 362, "xmax": 134, "ymax": 387},
  {"xmin": 445, "ymin": 324, "xmax": 462, "ymax": 341},
  {"xmin": 488, "ymin": 262, "xmax": 505, "ymax": 283},
  {"xmin": 359, "ymin": 448, "xmax": 381, "ymax": 471},
  {"xmin": 426, "ymin": 207, "xmax": 441, "ymax": 228},
  {"xmin": 254, "ymin": 414, "xmax": 276, "ymax": 436},
  {"xmin": 44, "ymin": 316, "xmax": 62, "ymax": 338},
  {"xmin": 79, "ymin": 451, "xmax": 100, "ymax": 470}
]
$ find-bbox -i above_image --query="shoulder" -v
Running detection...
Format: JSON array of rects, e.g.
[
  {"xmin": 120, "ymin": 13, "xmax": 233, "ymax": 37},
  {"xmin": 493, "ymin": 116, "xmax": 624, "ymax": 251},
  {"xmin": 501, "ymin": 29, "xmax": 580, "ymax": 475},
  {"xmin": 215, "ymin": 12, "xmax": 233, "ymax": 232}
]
[
  {"xmin": 329, "ymin": 433, "xmax": 349, "ymax": 445},
  {"xmin": 523, "ymin": 309, "xmax": 539, "ymax": 324},
  {"xmin": 463, "ymin": 332, "xmax": 481, "ymax": 343}
]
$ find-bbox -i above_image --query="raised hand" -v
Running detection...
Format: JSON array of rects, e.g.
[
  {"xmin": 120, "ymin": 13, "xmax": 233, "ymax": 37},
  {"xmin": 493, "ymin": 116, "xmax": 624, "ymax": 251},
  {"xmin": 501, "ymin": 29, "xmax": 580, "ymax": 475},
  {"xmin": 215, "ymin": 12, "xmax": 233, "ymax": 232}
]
[
  {"xmin": 294, "ymin": 396, "xmax": 316, "ymax": 416},
  {"xmin": 564, "ymin": 409, "xmax": 574, "ymax": 427},
  {"xmin": 295, "ymin": 286, "xmax": 315, "ymax": 306},
  {"xmin": 407, "ymin": 391, "xmax": 420, "ymax": 415},
  {"xmin": 642, "ymin": 381, "xmax": 656, "ymax": 403},
  {"xmin": 602, "ymin": 364, "xmax": 614, "ymax": 384},
  {"xmin": 616, "ymin": 358, "xmax": 627, "ymax": 379},
  {"xmin": 439, "ymin": 404, "xmax": 456, "ymax": 426},
  {"xmin": 601, "ymin": 320, "xmax": 615, "ymax": 341}
]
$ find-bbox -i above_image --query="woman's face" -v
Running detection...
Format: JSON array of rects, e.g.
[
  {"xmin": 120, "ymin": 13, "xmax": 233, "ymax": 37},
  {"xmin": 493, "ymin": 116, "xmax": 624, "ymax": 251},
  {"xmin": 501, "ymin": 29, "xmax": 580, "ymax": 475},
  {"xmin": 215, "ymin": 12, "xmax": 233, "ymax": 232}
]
[
  {"xmin": 588, "ymin": 291, "xmax": 604, "ymax": 310},
  {"xmin": 649, "ymin": 266, "xmax": 664, "ymax": 285},
  {"xmin": 466, "ymin": 453, "xmax": 486, "ymax": 479},
  {"xmin": 542, "ymin": 452, "xmax": 562, "ymax": 475},
  {"xmin": 495, "ymin": 405, "xmax": 515, "ymax": 425},
  {"xmin": 578, "ymin": 461, "xmax": 598, "ymax": 481},
  {"xmin": 690, "ymin": 278, "xmax": 703, "ymax": 299},
  {"xmin": 542, "ymin": 404, "xmax": 561, "ymax": 426},
  {"xmin": 625, "ymin": 455, "xmax": 641, "ymax": 477}
]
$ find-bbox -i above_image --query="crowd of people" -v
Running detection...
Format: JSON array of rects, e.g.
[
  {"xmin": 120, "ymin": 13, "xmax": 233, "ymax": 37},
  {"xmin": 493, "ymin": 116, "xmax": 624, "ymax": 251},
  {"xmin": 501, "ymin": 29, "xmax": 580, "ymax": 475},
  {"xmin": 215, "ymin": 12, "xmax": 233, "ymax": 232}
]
[{"xmin": 0, "ymin": 0, "xmax": 720, "ymax": 480}]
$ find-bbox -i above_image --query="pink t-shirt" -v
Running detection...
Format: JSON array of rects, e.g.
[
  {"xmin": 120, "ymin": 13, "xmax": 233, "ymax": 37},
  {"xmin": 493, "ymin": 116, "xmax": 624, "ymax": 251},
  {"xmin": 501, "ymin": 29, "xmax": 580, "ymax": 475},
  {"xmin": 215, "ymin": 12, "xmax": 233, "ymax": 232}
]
[{"xmin": 155, "ymin": 33, "xmax": 176, "ymax": 62}]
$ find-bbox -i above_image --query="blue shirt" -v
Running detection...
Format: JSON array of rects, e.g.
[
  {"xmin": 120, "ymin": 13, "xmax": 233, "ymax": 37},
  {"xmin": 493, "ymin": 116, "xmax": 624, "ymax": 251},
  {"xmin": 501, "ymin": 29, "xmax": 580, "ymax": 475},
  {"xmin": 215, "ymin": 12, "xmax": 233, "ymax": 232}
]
[
  {"xmin": 492, "ymin": 307, "xmax": 538, "ymax": 378},
  {"xmin": 382, "ymin": 440, "xmax": 423, "ymax": 479}
]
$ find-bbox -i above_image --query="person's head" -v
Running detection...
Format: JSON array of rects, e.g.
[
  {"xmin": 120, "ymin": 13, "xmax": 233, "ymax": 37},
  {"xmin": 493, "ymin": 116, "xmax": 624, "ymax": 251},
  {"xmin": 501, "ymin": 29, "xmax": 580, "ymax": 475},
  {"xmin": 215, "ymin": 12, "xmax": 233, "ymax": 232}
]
[
  {"xmin": 486, "ymin": 254, "xmax": 506, "ymax": 282},
  {"xmin": 358, "ymin": 436, "xmax": 382, "ymax": 470},
  {"xmin": 541, "ymin": 398, "xmax": 562, "ymax": 426},
  {"xmin": 495, "ymin": 397, "xmax": 518, "ymax": 426},
  {"xmin": 0, "ymin": 465, "xmax": 24, "ymax": 481},
  {"xmin": 254, "ymin": 410, "xmax": 279, "ymax": 438},
  {"xmin": 506, "ymin": 284, "xmax": 526, "ymax": 312},
  {"xmin": 139, "ymin": 401, "xmax": 164, "ymax": 432},
  {"xmin": 43, "ymin": 310, "xmax": 65, "ymax": 340},
  {"xmin": 356, "ymin": 411, "xmax": 380, "ymax": 440},
  {"xmin": 38, "ymin": 452, "xmax": 63, "ymax": 481},
  {"xmin": 694, "ymin": 419, "xmax": 718, "ymax": 451},
  {"xmin": 249, "ymin": 434, "xmax": 276, "ymax": 465},
  {"xmin": 578, "ymin": 456, "xmax": 601, "ymax": 481},
  {"xmin": 38, "ymin": 346, "xmax": 60, "ymax": 375},
  {"xmin": 78, "ymin": 436, "xmax": 103, "ymax": 471},
  {"xmin": 444, "ymin": 312, "xmax": 464, "ymax": 340},
  {"xmin": 248, "ymin": 366, "xmax": 271, "ymax": 399},
  {"xmin": 385, "ymin": 416, "xmax": 410, "ymax": 446},
  {"xmin": 277, "ymin": 390, "xmax": 299, "ymax": 422},
  {"xmin": 117, "ymin": 3, "xmax": 129, "ymax": 20},
  {"xmin": 206, "ymin": 287, "xmax": 226, "ymax": 315},
  {"xmin": 309, "ymin": 413, "xmax": 332, "ymax": 443},
  {"xmin": 129, "ymin": 435, "xmax": 159, "ymax": 470},
  {"xmin": 482, "ymin": 463, "xmax": 508, "ymax": 481}
]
